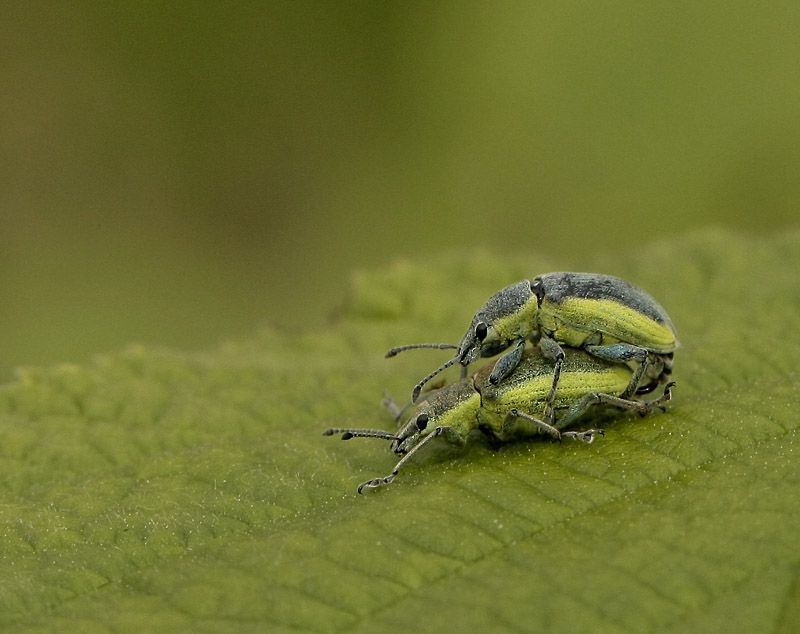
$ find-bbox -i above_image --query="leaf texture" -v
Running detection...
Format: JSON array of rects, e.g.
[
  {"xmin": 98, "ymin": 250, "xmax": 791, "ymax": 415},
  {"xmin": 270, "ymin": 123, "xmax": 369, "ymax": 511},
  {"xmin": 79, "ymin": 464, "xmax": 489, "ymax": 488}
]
[{"xmin": 0, "ymin": 229, "xmax": 799, "ymax": 632}]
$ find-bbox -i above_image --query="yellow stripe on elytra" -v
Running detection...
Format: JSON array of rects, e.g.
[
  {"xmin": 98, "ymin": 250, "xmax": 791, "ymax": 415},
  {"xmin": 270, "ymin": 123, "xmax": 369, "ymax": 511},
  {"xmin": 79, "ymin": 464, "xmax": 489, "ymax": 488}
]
[
  {"xmin": 495, "ymin": 366, "xmax": 631, "ymax": 410},
  {"xmin": 435, "ymin": 392, "xmax": 482, "ymax": 434},
  {"xmin": 491, "ymin": 295, "xmax": 539, "ymax": 341},
  {"xmin": 547, "ymin": 366, "xmax": 632, "ymax": 401},
  {"xmin": 549, "ymin": 297, "xmax": 676, "ymax": 351}
]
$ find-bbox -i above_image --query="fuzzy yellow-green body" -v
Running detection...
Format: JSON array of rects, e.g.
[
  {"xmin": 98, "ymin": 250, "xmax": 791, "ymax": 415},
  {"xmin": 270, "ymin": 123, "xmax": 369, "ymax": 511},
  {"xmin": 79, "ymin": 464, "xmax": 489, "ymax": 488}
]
[
  {"xmin": 327, "ymin": 345, "xmax": 674, "ymax": 493},
  {"xmin": 393, "ymin": 271, "xmax": 678, "ymax": 405},
  {"xmin": 426, "ymin": 387, "xmax": 482, "ymax": 441},
  {"xmin": 394, "ymin": 347, "xmax": 639, "ymax": 453},
  {"xmin": 474, "ymin": 350, "xmax": 633, "ymax": 439},
  {"xmin": 538, "ymin": 297, "xmax": 677, "ymax": 352},
  {"xmin": 490, "ymin": 294, "xmax": 540, "ymax": 344}
]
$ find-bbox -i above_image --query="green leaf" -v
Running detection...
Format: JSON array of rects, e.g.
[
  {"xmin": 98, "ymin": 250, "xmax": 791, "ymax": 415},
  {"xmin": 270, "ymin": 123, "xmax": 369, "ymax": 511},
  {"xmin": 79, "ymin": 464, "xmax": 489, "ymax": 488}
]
[{"xmin": 1, "ymin": 229, "xmax": 799, "ymax": 632}]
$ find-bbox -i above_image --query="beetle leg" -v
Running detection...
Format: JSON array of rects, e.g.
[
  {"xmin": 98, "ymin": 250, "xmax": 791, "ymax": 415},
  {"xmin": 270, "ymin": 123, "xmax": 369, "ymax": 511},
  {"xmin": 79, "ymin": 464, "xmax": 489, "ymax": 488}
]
[
  {"xmin": 584, "ymin": 343, "xmax": 649, "ymax": 398},
  {"xmin": 558, "ymin": 381, "xmax": 675, "ymax": 429},
  {"xmin": 382, "ymin": 391, "xmax": 405, "ymax": 422},
  {"xmin": 504, "ymin": 409, "xmax": 605, "ymax": 444},
  {"xmin": 538, "ymin": 335, "xmax": 566, "ymax": 424},
  {"xmin": 504, "ymin": 408, "xmax": 562, "ymax": 441},
  {"xmin": 647, "ymin": 381, "xmax": 675, "ymax": 412},
  {"xmin": 357, "ymin": 426, "xmax": 463, "ymax": 493},
  {"xmin": 562, "ymin": 429, "xmax": 605, "ymax": 443},
  {"xmin": 488, "ymin": 339, "xmax": 526, "ymax": 385}
]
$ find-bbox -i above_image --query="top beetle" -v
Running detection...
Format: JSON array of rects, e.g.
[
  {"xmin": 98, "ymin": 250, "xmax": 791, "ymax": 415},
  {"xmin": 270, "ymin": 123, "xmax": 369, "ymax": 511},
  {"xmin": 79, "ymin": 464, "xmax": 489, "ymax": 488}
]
[{"xmin": 388, "ymin": 272, "xmax": 678, "ymax": 405}]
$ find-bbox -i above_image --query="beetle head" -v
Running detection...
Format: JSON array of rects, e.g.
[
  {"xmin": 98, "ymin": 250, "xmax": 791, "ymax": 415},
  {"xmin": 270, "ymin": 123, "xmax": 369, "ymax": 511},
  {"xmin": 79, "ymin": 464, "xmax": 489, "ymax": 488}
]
[
  {"xmin": 392, "ymin": 408, "xmax": 434, "ymax": 454},
  {"xmin": 393, "ymin": 382, "xmax": 477, "ymax": 453},
  {"xmin": 456, "ymin": 280, "xmax": 540, "ymax": 365},
  {"xmin": 409, "ymin": 280, "xmax": 541, "ymax": 402}
]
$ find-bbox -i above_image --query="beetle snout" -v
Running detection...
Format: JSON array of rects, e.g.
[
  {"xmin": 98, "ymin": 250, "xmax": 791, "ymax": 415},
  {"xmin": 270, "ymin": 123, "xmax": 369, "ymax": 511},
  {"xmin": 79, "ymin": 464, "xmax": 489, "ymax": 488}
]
[
  {"xmin": 458, "ymin": 341, "xmax": 479, "ymax": 365},
  {"xmin": 479, "ymin": 339, "xmax": 510, "ymax": 358},
  {"xmin": 391, "ymin": 435, "xmax": 414, "ymax": 454}
]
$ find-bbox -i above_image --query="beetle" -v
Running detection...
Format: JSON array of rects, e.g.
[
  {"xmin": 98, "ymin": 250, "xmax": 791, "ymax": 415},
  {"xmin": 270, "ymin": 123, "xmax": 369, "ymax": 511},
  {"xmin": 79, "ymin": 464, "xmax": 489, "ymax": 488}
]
[
  {"xmin": 387, "ymin": 272, "xmax": 678, "ymax": 416},
  {"xmin": 324, "ymin": 347, "xmax": 675, "ymax": 493}
]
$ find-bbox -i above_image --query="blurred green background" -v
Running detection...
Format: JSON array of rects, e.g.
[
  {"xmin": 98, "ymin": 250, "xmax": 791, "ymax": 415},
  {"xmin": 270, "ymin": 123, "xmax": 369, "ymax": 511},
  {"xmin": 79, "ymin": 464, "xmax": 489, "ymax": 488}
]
[{"xmin": 2, "ymin": 2, "xmax": 799, "ymax": 381}]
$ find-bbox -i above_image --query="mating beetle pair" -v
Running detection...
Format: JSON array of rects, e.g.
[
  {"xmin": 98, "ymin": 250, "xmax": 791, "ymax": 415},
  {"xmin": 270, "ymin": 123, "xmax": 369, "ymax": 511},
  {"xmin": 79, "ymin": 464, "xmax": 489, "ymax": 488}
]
[
  {"xmin": 325, "ymin": 348, "xmax": 675, "ymax": 493},
  {"xmin": 326, "ymin": 272, "xmax": 678, "ymax": 493}
]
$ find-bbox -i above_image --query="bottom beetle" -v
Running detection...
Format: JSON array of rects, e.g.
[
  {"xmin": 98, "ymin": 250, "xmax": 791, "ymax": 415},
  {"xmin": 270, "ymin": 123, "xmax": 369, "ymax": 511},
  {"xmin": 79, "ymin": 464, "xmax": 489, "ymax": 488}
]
[{"xmin": 324, "ymin": 348, "xmax": 674, "ymax": 493}]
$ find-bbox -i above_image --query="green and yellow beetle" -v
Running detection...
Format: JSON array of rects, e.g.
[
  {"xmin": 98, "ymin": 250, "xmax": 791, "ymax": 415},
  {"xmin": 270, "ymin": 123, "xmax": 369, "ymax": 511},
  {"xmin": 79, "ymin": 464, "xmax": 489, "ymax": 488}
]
[
  {"xmin": 388, "ymin": 272, "xmax": 678, "ymax": 413},
  {"xmin": 325, "ymin": 347, "xmax": 674, "ymax": 493}
]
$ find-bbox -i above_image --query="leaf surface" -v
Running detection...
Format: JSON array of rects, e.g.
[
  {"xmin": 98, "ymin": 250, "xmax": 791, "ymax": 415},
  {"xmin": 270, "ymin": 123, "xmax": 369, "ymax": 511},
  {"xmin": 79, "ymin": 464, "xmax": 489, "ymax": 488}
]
[{"xmin": 1, "ymin": 229, "xmax": 799, "ymax": 632}]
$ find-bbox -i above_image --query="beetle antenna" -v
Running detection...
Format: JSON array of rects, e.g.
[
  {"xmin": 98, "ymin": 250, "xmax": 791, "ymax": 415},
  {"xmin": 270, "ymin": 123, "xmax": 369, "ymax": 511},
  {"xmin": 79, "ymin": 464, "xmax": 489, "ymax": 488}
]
[
  {"xmin": 411, "ymin": 356, "xmax": 459, "ymax": 402},
  {"xmin": 322, "ymin": 428, "xmax": 399, "ymax": 441},
  {"xmin": 386, "ymin": 343, "xmax": 458, "ymax": 358}
]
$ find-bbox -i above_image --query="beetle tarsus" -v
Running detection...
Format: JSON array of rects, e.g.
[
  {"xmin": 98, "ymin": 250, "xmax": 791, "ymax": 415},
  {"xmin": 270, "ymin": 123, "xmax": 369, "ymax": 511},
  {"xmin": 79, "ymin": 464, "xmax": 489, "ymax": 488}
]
[{"xmin": 562, "ymin": 429, "xmax": 604, "ymax": 443}]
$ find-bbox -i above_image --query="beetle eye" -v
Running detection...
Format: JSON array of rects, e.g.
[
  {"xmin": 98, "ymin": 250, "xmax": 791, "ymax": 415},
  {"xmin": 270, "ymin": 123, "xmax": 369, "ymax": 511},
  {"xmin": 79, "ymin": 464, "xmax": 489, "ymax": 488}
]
[
  {"xmin": 416, "ymin": 414, "xmax": 429, "ymax": 431},
  {"xmin": 475, "ymin": 322, "xmax": 488, "ymax": 342}
]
